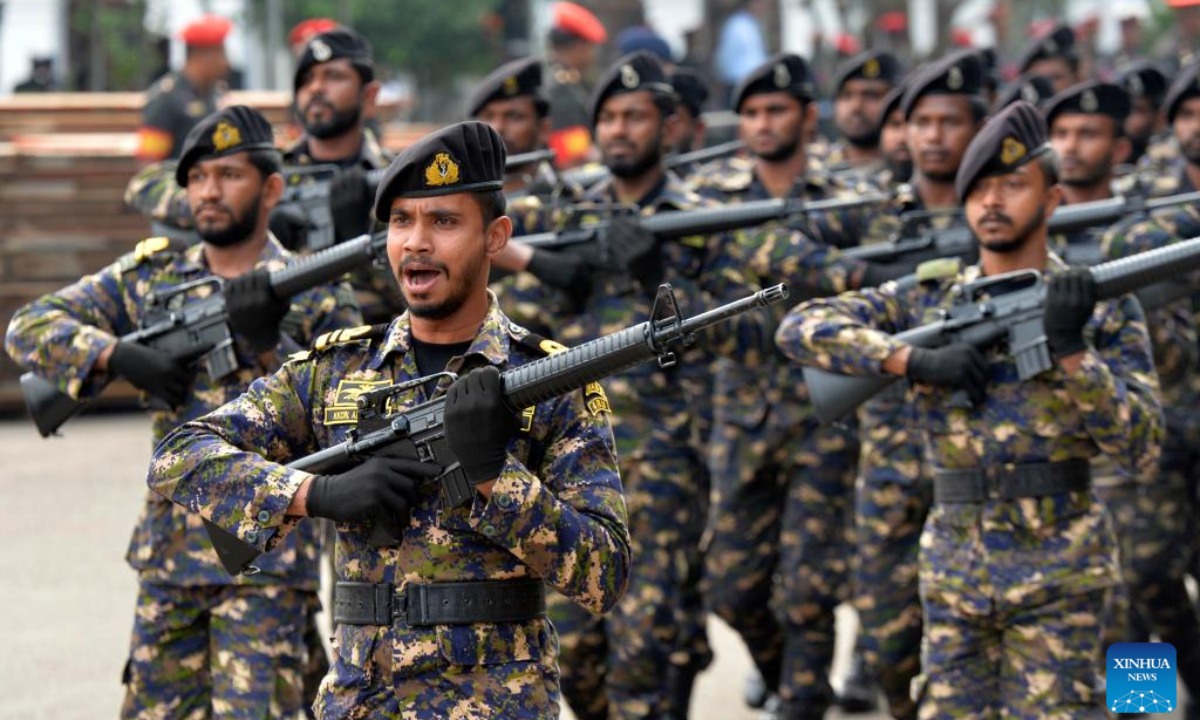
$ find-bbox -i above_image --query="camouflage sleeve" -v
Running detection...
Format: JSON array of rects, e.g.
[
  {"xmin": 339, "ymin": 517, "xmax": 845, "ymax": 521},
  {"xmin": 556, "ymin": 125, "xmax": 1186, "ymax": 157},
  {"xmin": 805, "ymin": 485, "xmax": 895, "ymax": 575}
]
[
  {"xmin": 148, "ymin": 360, "xmax": 320, "ymax": 553},
  {"xmin": 774, "ymin": 281, "xmax": 917, "ymax": 376},
  {"xmin": 1067, "ymin": 294, "xmax": 1164, "ymax": 477},
  {"xmin": 467, "ymin": 395, "xmax": 629, "ymax": 615},
  {"xmin": 731, "ymin": 225, "xmax": 869, "ymax": 299},
  {"xmin": 1101, "ymin": 218, "xmax": 1197, "ymax": 389},
  {"xmin": 4, "ymin": 260, "xmax": 137, "ymax": 400},
  {"xmin": 124, "ymin": 162, "xmax": 194, "ymax": 228}
]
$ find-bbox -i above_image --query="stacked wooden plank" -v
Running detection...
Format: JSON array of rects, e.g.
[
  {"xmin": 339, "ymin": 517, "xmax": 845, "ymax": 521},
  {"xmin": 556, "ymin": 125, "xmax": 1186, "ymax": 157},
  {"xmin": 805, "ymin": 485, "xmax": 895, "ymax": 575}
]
[{"xmin": 0, "ymin": 90, "xmax": 432, "ymax": 414}]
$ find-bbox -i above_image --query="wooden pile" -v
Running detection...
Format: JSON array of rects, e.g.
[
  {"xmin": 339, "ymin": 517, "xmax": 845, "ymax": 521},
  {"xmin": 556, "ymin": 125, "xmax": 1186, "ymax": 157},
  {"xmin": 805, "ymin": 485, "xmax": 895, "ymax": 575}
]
[{"xmin": 0, "ymin": 90, "xmax": 433, "ymax": 413}]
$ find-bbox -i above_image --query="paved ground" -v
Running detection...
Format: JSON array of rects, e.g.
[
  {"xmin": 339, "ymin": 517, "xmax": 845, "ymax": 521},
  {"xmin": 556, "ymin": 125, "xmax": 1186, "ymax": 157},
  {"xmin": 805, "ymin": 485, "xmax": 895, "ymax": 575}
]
[{"xmin": 1, "ymin": 412, "xmax": 1186, "ymax": 719}]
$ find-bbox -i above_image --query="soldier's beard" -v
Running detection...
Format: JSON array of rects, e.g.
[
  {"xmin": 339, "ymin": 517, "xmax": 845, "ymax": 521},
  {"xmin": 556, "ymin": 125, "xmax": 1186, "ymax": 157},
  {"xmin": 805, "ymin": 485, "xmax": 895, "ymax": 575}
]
[
  {"xmin": 196, "ymin": 192, "xmax": 262, "ymax": 248},
  {"xmin": 606, "ymin": 136, "xmax": 664, "ymax": 179},
  {"xmin": 976, "ymin": 206, "xmax": 1045, "ymax": 254},
  {"xmin": 755, "ymin": 135, "xmax": 801, "ymax": 163},
  {"xmin": 303, "ymin": 100, "xmax": 362, "ymax": 140},
  {"xmin": 402, "ymin": 252, "xmax": 485, "ymax": 320}
]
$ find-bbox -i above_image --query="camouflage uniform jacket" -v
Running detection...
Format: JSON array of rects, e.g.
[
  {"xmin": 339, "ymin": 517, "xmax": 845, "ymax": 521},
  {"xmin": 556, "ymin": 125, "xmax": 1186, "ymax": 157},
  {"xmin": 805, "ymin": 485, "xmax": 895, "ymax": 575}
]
[
  {"xmin": 775, "ymin": 254, "xmax": 1164, "ymax": 600},
  {"xmin": 4, "ymin": 235, "xmax": 362, "ymax": 587},
  {"xmin": 147, "ymin": 298, "xmax": 630, "ymax": 687},
  {"xmin": 499, "ymin": 171, "xmax": 751, "ymax": 459}
]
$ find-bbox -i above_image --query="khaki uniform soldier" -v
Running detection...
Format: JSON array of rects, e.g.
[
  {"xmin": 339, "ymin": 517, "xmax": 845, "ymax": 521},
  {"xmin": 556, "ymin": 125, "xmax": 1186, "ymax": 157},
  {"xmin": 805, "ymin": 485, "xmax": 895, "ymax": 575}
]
[
  {"xmin": 777, "ymin": 101, "xmax": 1163, "ymax": 717},
  {"xmin": 6, "ymin": 105, "xmax": 363, "ymax": 719},
  {"xmin": 148, "ymin": 121, "xmax": 631, "ymax": 719}
]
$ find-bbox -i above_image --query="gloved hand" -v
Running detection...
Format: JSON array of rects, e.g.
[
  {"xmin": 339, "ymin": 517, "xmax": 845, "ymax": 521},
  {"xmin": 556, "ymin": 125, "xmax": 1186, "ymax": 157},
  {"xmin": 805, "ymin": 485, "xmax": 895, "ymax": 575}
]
[
  {"xmin": 860, "ymin": 261, "xmax": 911, "ymax": 288},
  {"xmin": 268, "ymin": 204, "xmax": 309, "ymax": 251},
  {"xmin": 1044, "ymin": 268, "xmax": 1097, "ymax": 359},
  {"xmin": 329, "ymin": 166, "xmax": 373, "ymax": 243},
  {"xmin": 607, "ymin": 216, "xmax": 664, "ymax": 291},
  {"xmin": 306, "ymin": 448, "xmax": 442, "ymax": 539},
  {"xmin": 444, "ymin": 366, "xmax": 520, "ymax": 485},
  {"xmin": 108, "ymin": 341, "xmax": 191, "ymax": 408},
  {"xmin": 905, "ymin": 343, "xmax": 988, "ymax": 405},
  {"xmin": 224, "ymin": 269, "xmax": 291, "ymax": 355}
]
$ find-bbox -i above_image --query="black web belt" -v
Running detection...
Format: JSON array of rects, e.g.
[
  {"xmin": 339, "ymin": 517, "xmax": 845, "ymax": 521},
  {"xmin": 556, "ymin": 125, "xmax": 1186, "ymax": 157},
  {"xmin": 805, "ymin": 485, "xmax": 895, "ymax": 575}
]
[
  {"xmin": 333, "ymin": 578, "xmax": 546, "ymax": 627},
  {"xmin": 932, "ymin": 459, "xmax": 1091, "ymax": 504}
]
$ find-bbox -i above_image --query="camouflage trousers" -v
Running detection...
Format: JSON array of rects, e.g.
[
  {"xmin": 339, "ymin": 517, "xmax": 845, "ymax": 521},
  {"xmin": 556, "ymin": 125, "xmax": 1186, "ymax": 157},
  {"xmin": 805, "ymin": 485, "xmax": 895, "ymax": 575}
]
[
  {"xmin": 705, "ymin": 410, "xmax": 857, "ymax": 718},
  {"xmin": 550, "ymin": 445, "xmax": 711, "ymax": 720},
  {"xmin": 121, "ymin": 581, "xmax": 318, "ymax": 720}
]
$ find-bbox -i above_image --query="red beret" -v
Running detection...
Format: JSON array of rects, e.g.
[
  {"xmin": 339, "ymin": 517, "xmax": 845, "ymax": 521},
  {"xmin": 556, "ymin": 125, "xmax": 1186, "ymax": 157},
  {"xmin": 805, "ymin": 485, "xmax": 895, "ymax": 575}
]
[
  {"xmin": 180, "ymin": 15, "xmax": 232, "ymax": 47},
  {"xmin": 289, "ymin": 18, "xmax": 339, "ymax": 47},
  {"xmin": 553, "ymin": 2, "xmax": 607, "ymax": 44}
]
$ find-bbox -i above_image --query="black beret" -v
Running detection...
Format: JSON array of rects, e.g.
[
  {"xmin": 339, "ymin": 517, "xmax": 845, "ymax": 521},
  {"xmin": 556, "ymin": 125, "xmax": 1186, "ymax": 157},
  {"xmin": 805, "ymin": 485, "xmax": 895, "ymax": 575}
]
[
  {"xmin": 1164, "ymin": 59, "xmax": 1200, "ymax": 124},
  {"xmin": 670, "ymin": 68, "xmax": 710, "ymax": 117},
  {"xmin": 1117, "ymin": 61, "xmax": 1168, "ymax": 108},
  {"xmin": 175, "ymin": 105, "xmax": 278, "ymax": 186},
  {"xmin": 955, "ymin": 100, "xmax": 1051, "ymax": 202},
  {"xmin": 293, "ymin": 27, "xmax": 374, "ymax": 92},
  {"xmin": 876, "ymin": 81, "xmax": 906, "ymax": 129},
  {"xmin": 901, "ymin": 49, "xmax": 985, "ymax": 119},
  {"xmin": 733, "ymin": 53, "xmax": 814, "ymax": 112},
  {"xmin": 1043, "ymin": 81, "xmax": 1132, "ymax": 128},
  {"xmin": 588, "ymin": 51, "xmax": 676, "ymax": 128},
  {"xmin": 994, "ymin": 75, "xmax": 1057, "ymax": 111},
  {"xmin": 466, "ymin": 57, "xmax": 548, "ymax": 118},
  {"xmin": 372, "ymin": 121, "xmax": 506, "ymax": 222},
  {"xmin": 833, "ymin": 51, "xmax": 902, "ymax": 94},
  {"xmin": 1017, "ymin": 23, "xmax": 1076, "ymax": 74}
]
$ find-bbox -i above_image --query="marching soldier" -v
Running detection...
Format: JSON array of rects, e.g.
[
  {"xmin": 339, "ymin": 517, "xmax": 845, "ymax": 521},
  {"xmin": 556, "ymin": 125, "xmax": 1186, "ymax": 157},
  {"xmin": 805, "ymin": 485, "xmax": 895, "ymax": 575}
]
[
  {"xmin": 1161, "ymin": 59, "xmax": 1200, "ymax": 194},
  {"xmin": 876, "ymin": 83, "xmax": 912, "ymax": 187},
  {"xmin": 1117, "ymin": 61, "xmax": 1170, "ymax": 168},
  {"xmin": 545, "ymin": 1, "xmax": 608, "ymax": 168},
  {"xmin": 777, "ymin": 100, "xmax": 1163, "ymax": 717},
  {"xmin": 147, "ymin": 121, "xmax": 631, "ymax": 719},
  {"xmin": 467, "ymin": 56, "xmax": 559, "ymax": 195},
  {"xmin": 668, "ymin": 68, "xmax": 711, "ymax": 163},
  {"xmin": 6, "ymin": 105, "xmax": 362, "ymax": 719},
  {"xmin": 126, "ymin": 27, "xmax": 401, "ymax": 324},
  {"xmin": 136, "ymin": 15, "xmax": 231, "ymax": 164},
  {"xmin": 825, "ymin": 51, "xmax": 903, "ymax": 178}
]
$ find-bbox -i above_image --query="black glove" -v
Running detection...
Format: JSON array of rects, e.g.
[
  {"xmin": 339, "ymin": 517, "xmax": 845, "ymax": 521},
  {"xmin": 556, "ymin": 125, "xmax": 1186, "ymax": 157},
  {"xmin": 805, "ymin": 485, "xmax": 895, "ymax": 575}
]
[
  {"xmin": 860, "ymin": 261, "xmax": 910, "ymax": 288},
  {"xmin": 224, "ymin": 269, "xmax": 291, "ymax": 355},
  {"xmin": 268, "ymin": 204, "xmax": 309, "ymax": 251},
  {"xmin": 527, "ymin": 247, "xmax": 597, "ymax": 308},
  {"xmin": 607, "ymin": 216, "xmax": 664, "ymax": 290},
  {"xmin": 905, "ymin": 343, "xmax": 989, "ymax": 405},
  {"xmin": 444, "ymin": 366, "xmax": 521, "ymax": 485},
  {"xmin": 1044, "ymin": 268, "xmax": 1097, "ymax": 359},
  {"xmin": 306, "ymin": 449, "xmax": 442, "ymax": 539},
  {"xmin": 329, "ymin": 166, "xmax": 373, "ymax": 243},
  {"xmin": 108, "ymin": 341, "xmax": 191, "ymax": 408}
]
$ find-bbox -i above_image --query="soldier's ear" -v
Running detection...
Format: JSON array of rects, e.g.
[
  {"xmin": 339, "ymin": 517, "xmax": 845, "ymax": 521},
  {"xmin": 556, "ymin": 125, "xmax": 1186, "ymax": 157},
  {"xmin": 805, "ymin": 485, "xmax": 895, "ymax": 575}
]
[
  {"xmin": 362, "ymin": 80, "xmax": 381, "ymax": 117},
  {"xmin": 261, "ymin": 172, "xmax": 285, "ymax": 211},
  {"xmin": 485, "ymin": 215, "xmax": 512, "ymax": 258}
]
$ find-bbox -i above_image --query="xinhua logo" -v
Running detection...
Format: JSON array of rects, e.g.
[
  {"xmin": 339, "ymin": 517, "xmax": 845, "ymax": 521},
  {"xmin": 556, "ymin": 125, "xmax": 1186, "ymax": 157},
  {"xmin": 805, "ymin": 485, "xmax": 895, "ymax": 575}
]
[{"xmin": 1106, "ymin": 642, "xmax": 1177, "ymax": 714}]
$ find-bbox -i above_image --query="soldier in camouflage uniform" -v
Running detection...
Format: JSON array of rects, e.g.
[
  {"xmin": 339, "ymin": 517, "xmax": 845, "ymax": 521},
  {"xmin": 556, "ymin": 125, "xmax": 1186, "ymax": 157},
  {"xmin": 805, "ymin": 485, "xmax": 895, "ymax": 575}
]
[
  {"xmin": 148, "ymin": 121, "xmax": 631, "ymax": 720},
  {"xmin": 845, "ymin": 51, "xmax": 988, "ymax": 720},
  {"xmin": 126, "ymin": 27, "xmax": 402, "ymax": 325},
  {"xmin": 689, "ymin": 53, "xmax": 877, "ymax": 720},
  {"xmin": 1160, "ymin": 61, "xmax": 1200, "ymax": 195},
  {"xmin": 823, "ymin": 51, "xmax": 903, "ymax": 188},
  {"xmin": 1116, "ymin": 62, "xmax": 1169, "ymax": 169},
  {"xmin": 777, "ymin": 101, "xmax": 1164, "ymax": 718},
  {"xmin": 496, "ymin": 51, "xmax": 755, "ymax": 720},
  {"xmin": 5, "ymin": 106, "xmax": 362, "ymax": 720}
]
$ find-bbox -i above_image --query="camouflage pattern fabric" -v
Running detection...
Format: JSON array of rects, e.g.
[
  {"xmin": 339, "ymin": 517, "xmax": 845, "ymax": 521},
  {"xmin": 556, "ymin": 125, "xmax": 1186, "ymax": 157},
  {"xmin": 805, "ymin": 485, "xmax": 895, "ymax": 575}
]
[
  {"xmin": 5, "ymin": 235, "xmax": 360, "ymax": 717},
  {"xmin": 495, "ymin": 172, "xmax": 749, "ymax": 719},
  {"xmin": 775, "ymin": 253, "xmax": 1163, "ymax": 715},
  {"xmin": 148, "ymin": 298, "xmax": 630, "ymax": 719},
  {"xmin": 121, "ymin": 583, "xmax": 317, "ymax": 720},
  {"xmin": 691, "ymin": 154, "xmax": 864, "ymax": 716}
]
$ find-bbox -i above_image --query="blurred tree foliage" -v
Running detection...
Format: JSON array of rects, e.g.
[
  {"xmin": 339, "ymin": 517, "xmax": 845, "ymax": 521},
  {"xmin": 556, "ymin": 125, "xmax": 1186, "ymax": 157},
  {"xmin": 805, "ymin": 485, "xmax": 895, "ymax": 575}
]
[
  {"xmin": 275, "ymin": 0, "xmax": 502, "ymax": 82},
  {"xmin": 69, "ymin": 0, "xmax": 156, "ymax": 91}
]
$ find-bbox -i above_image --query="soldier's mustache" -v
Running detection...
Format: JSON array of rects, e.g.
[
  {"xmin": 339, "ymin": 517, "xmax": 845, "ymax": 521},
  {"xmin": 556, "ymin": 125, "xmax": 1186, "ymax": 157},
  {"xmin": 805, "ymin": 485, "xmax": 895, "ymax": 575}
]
[
  {"xmin": 304, "ymin": 97, "xmax": 335, "ymax": 114},
  {"xmin": 980, "ymin": 212, "xmax": 1013, "ymax": 226}
]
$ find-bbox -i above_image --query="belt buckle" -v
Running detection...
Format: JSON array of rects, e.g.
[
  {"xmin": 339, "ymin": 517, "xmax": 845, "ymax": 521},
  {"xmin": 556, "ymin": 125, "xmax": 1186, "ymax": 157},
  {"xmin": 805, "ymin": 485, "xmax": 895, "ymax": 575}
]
[{"xmin": 390, "ymin": 588, "xmax": 408, "ymax": 626}]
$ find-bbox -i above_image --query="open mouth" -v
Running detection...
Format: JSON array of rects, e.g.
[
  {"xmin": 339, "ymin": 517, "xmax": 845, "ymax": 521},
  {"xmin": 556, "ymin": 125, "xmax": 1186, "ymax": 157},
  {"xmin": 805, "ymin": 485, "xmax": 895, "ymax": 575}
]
[{"xmin": 402, "ymin": 264, "xmax": 443, "ymax": 294}]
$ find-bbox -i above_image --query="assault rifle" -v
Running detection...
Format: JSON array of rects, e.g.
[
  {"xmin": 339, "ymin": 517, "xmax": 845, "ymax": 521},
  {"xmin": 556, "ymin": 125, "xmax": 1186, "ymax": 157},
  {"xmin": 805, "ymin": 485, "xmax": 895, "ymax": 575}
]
[
  {"xmin": 802, "ymin": 234, "xmax": 1200, "ymax": 423},
  {"xmin": 277, "ymin": 165, "xmax": 388, "ymax": 251},
  {"xmin": 516, "ymin": 191, "xmax": 891, "ymax": 251},
  {"xmin": 845, "ymin": 189, "xmax": 1200, "ymax": 271},
  {"xmin": 205, "ymin": 282, "xmax": 789, "ymax": 575},
  {"xmin": 559, "ymin": 139, "xmax": 748, "ymax": 192},
  {"xmin": 20, "ymin": 231, "xmax": 389, "ymax": 437}
]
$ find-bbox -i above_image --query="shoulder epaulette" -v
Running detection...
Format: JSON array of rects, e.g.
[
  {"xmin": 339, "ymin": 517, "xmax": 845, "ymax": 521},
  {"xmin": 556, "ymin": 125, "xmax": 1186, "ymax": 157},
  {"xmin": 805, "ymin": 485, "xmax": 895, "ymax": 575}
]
[
  {"xmin": 311, "ymin": 324, "xmax": 388, "ymax": 352},
  {"xmin": 118, "ymin": 236, "xmax": 183, "ymax": 272},
  {"xmin": 915, "ymin": 257, "xmax": 961, "ymax": 283}
]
